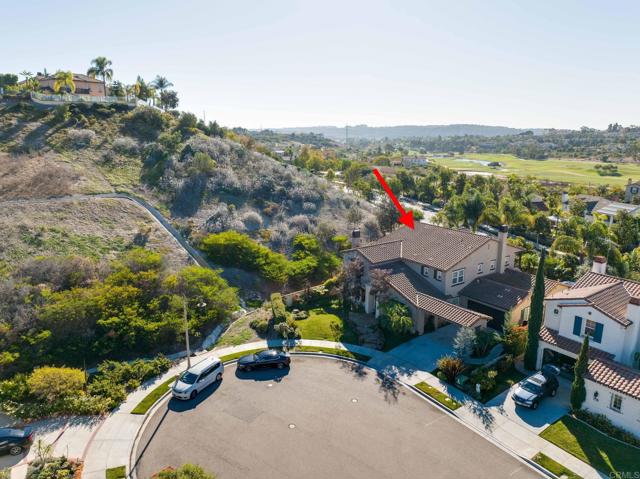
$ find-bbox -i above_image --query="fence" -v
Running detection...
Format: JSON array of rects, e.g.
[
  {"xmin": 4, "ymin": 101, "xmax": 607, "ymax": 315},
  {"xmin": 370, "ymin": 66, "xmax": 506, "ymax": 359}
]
[{"xmin": 30, "ymin": 91, "xmax": 138, "ymax": 107}]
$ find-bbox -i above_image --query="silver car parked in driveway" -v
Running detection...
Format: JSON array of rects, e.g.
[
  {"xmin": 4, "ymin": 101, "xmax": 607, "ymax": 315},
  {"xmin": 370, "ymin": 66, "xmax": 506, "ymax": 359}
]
[{"xmin": 172, "ymin": 356, "xmax": 224, "ymax": 400}]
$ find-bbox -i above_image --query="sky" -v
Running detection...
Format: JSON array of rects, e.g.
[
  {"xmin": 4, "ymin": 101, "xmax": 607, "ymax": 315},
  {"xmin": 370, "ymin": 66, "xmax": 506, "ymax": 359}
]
[{"xmin": 2, "ymin": 0, "xmax": 639, "ymax": 130}]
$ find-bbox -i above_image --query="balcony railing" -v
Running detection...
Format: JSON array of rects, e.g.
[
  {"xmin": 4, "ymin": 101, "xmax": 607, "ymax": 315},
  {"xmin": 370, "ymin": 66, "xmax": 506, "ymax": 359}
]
[{"xmin": 30, "ymin": 91, "xmax": 138, "ymax": 106}]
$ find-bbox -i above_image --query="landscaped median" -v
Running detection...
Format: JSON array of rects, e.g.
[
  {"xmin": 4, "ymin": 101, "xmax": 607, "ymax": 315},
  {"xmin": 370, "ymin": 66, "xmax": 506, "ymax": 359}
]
[
  {"xmin": 531, "ymin": 453, "xmax": 582, "ymax": 479},
  {"xmin": 131, "ymin": 376, "xmax": 178, "ymax": 415},
  {"xmin": 414, "ymin": 382, "xmax": 462, "ymax": 411},
  {"xmin": 539, "ymin": 415, "xmax": 640, "ymax": 475}
]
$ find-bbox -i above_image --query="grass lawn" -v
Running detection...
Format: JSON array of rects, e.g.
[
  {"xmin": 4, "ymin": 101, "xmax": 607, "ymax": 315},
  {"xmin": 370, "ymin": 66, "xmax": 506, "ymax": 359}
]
[
  {"xmin": 218, "ymin": 348, "xmax": 266, "ymax": 363},
  {"xmin": 131, "ymin": 376, "xmax": 177, "ymax": 415},
  {"xmin": 532, "ymin": 453, "xmax": 582, "ymax": 479},
  {"xmin": 540, "ymin": 415, "xmax": 640, "ymax": 475},
  {"xmin": 432, "ymin": 153, "xmax": 640, "ymax": 186},
  {"xmin": 293, "ymin": 345, "xmax": 371, "ymax": 362},
  {"xmin": 414, "ymin": 382, "xmax": 462, "ymax": 410},
  {"xmin": 105, "ymin": 466, "xmax": 126, "ymax": 479},
  {"xmin": 296, "ymin": 308, "xmax": 358, "ymax": 344}
]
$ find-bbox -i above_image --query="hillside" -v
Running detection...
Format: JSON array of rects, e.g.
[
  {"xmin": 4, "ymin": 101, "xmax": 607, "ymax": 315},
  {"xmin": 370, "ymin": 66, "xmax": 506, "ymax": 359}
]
[{"xmin": 273, "ymin": 124, "xmax": 542, "ymax": 141}]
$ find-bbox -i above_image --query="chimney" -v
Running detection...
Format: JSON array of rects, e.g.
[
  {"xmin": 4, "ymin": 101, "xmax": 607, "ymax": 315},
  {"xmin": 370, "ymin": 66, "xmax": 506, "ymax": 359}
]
[
  {"xmin": 561, "ymin": 192, "xmax": 569, "ymax": 212},
  {"xmin": 351, "ymin": 229, "xmax": 361, "ymax": 248},
  {"xmin": 497, "ymin": 225, "xmax": 508, "ymax": 274},
  {"xmin": 592, "ymin": 255, "xmax": 607, "ymax": 274}
]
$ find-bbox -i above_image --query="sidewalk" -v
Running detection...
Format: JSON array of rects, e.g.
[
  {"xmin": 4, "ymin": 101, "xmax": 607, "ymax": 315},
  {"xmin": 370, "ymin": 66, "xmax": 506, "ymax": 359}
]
[{"xmin": 7, "ymin": 338, "xmax": 608, "ymax": 479}]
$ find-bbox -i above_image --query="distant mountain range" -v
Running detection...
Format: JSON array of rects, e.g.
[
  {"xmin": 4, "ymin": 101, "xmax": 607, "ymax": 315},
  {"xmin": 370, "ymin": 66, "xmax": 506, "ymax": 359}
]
[{"xmin": 272, "ymin": 124, "xmax": 546, "ymax": 141}]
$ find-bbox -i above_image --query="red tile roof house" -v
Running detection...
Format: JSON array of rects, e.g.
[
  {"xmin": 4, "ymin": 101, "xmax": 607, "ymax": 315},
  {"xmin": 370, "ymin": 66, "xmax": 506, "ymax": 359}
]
[
  {"xmin": 342, "ymin": 223, "xmax": 525, "ymax": 334},
  {"xmin": 537, "ymin": 256, "xmax": 640, "ymax": 437},
  {"xmin": 20, "ymin": 73, "xmax": 107, "ymax": 96}
]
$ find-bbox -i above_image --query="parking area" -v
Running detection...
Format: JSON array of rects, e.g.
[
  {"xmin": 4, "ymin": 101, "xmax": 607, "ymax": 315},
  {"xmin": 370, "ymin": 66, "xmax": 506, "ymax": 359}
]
[{"xmin": 133, "ymin": 356, "xmax": 542, "ymax": 479}]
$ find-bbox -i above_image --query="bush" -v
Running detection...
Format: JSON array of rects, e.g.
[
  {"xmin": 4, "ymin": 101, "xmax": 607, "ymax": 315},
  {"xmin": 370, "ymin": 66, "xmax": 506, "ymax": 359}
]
[
  {"xmin": 503, "ymin": 323, "xmax": 527, "ymax": 357},
  {"xmin": 276, "ymin": 318, "xmax": 299, "ymax": 340},
  {"xmin": 470, "ymin": 368, "xmax": 498, "ymax": 393},
  {"xmin": 574, "ymin": 410, "xmax": 640, "ymax": 447},
  {"xmin": 496, "ymin": 354, "xmax": 514, "ymax": 373},
  {"xmin": 378, "ymin": 300, "xmax": 413, "ymax": 335},
  {"xmin": 27, "ymin": 456, "xmax": 82, "ymax": 479},
  {"xmin": 270, "ymin": 293, "xmax": 288, "ymax": 324},
  {"xmin": 436, "ymin": 355, "xmax": 464, "ymax": 383},
  {"xmin": 112, "ymin": 136, "xmax": 139, "ymax": 155},
  {"xmin": 27, "ymin": 367, "xmax": 85, "ymax": 403},
  {"xmin": 67, "ymin": 128, "xmax": 95, "ymax": 147},
  {"xmin": 125, "ymin": 106, "xmax": 168, "ymax": 140},
  {"xmin": 51, "ymin": 104, "xmax": 70, "ymax": 124},
  {"xmin": 249, "ymin": 318, "xmax": 269, "ymax": 335},
  {"xmin": 154, "ymin": 464, "xmax": 217, "ymax": 479},
  {"xmin": 293, "ymin": 310, "xmax": 309, "ymax": 320}
]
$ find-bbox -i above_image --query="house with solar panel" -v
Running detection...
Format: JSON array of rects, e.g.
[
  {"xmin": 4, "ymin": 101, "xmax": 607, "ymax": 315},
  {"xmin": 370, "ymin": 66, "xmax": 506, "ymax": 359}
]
[
  {"xmin": 537, "ymin": 256, "xmax": 640, "ymax": 436},
  {"xmin": 343, "ymin": 223, "xmax": 531, "ymax": 332}
]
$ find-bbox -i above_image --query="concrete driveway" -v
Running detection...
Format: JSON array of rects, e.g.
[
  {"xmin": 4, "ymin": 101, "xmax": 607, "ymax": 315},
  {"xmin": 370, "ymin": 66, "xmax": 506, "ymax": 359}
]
[
  {"xmin": 133, "ymin": 356, "xmax": 541, "ymax": 479},
  {"xmin": 372, "ymin": 324, "xmax": 459, "ymax": 373},
  {"xmin": 484, "ymin": 374, "xmax": 571, "ymax": 434}
]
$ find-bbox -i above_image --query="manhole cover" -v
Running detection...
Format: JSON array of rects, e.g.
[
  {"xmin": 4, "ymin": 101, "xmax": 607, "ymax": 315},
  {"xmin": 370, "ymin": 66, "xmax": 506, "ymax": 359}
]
[
  {"xmin": 267, "ymin": 383, "xmax": 273, "ymax": 388},
  {"xmin": 288, "ymin": 424, "xmax": 296, "ymax": 429},
  {"xmin": 351, "ymin": 398, "xmax": 358, "ymax": 403}
]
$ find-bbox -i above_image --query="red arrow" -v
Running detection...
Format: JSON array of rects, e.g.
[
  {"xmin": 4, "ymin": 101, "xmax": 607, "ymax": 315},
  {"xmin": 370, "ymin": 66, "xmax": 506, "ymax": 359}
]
[{"xmin": 372, "ymin": 168, "xmax": 414, "ymax": 229}]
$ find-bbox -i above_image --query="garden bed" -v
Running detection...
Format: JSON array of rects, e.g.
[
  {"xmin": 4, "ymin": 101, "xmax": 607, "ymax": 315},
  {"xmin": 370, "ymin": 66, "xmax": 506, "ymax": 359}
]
[{"xmin": 432, "ymin": 363, "xmax": 525, "ymax": 403}]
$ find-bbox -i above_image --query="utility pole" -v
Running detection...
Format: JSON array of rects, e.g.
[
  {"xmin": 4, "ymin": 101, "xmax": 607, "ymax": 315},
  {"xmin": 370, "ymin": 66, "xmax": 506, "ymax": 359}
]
[
  {"xmin": 345, "ymin": 125, "xmax": 349, "ymax": 149},
  {"xmin": 183, "ymin": 295, "xmax": 191, "ymax": 369}
]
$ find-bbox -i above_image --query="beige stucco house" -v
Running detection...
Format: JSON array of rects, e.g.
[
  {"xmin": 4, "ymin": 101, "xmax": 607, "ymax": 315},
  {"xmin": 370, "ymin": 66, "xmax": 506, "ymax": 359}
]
[
  {"xmin": 343, "ymin": 223, "xmax": 525, "ymax": 333},
  {"xmin": 21, "ymin": 73, "xmax": 106, "ymax": 96}
]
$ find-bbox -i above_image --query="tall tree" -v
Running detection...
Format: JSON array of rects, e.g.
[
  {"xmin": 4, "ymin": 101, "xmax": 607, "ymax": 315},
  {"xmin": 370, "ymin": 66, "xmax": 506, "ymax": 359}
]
[
  {"xmin": 53, "ymin": 71, "xmax": 75, "ymax": 94},
  {"xmin": 570, "ymin": 335, "xmax": 589, "ymax": 411},
  {"xmin": 152, "ymin": 75, "xmax": 173, "ymax": 94},
  {"xmin": 87, "ymin": 56, "xmax": 113, "ymax": 96},
  {"xmin": 524, "ymin": 249, "xmax": 546, "ymax": 370}
]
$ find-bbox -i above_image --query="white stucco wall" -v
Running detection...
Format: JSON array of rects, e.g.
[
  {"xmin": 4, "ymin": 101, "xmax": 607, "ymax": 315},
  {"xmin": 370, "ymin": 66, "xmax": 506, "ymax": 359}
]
[{"xmin": 584, "ymin": 380, "xmax": 640, "ymax": 437}]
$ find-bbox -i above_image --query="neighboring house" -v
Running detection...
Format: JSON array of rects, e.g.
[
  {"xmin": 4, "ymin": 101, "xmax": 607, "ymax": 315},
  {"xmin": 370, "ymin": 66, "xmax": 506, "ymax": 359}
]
[
  {"xmin": 537, "ymin": 256, "xmax": 640, "ymax": 436},
  {"xmin": 625, "ymin": 179, "xmax": 640, "ymax": 204},
  {"xmin": 460, "ymin": 269, "xmax": 566, "ymax": 329},
  {"xmin": 589, "ymin": 199, "xmax": 640, "ymax": 225},
  {"xmin": 343, "ymin": 223, "xmax": 522, "ymax": 333},
  {"xmin": 401, "ymin": 155, "xmax": 429, "ymax": 168},
  {"xmin": 528, "ymin": 194, "xmax": 549, "ymax": 213},
  {"xmin": 19, "ymin": 73, "xmax": 106, "ymax": 96}
]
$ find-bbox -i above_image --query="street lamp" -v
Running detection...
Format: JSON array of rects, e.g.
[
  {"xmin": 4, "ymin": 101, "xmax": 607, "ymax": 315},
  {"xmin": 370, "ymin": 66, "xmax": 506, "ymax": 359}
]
[{"xmin": 183, "ymin": 296, "xmax": 207, "ymax": 369}]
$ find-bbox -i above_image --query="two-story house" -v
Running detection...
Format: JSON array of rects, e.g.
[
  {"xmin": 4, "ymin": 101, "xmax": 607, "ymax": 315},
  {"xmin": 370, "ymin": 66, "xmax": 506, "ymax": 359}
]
[
  {"xmin": 343, "ymin": 223, "xmax": 524, "ymax": 333},
  {"xmin": 537, "ymin": 256, "xmax": 640, "ymax": 436},
  {"xmin": 625, "ymin": 179, "xmax": 640, "ymax": 204}
]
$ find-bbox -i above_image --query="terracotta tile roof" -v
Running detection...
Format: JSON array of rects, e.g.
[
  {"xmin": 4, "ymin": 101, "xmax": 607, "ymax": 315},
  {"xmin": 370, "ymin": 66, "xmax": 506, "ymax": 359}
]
[
  {"xmin": 587, "ymin": 359, "xmax": 640, "ymax": 400},
  {"xmin": 548, "ymin": 272, "xmax": 638, "ymax": 327},
  {"xmin": 382, "ymin": 263, "xmax": 489, "ymax": 327},
  {"xmin": 35, "ymin": 73, "xmax": 104, "ymax": 84},
  {"xmin": 349, "ymin": 223, "xmax": 499, "ymax": 271},
  {"xmin": 538, "ymin": 326, "xmax": 615, "ymax": 361},
  {"xmin": 461, "ymin": 268, "xmax": 561, "ymax": 311}
]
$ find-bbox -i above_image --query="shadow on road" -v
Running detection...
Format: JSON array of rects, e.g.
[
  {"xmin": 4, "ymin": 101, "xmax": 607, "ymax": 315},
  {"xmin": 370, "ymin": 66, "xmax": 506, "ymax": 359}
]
[
  {"xmin": 339, "ymin": 361, "xmax": 369, "ymax": 381},
  {"xmin": 234, "ymin": 367, "xmax": 289, "ymax": 382},
  {"xmin": 168, "ymin": 381, "xmax": 222, "ymax": 412},
  {"xmin": 375, "ymin": 367, "xmax": 404, "ymax": 404}
]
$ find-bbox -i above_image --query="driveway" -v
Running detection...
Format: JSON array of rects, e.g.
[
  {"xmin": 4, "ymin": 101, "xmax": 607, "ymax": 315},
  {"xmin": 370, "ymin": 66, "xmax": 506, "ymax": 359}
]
[
  {"xmin": 372, "ymin": 324, "xmax": 458, "ymax": 373},
  {"xmin": 133, "ymin": 356, "xmax": 541, "ymax": 479}
]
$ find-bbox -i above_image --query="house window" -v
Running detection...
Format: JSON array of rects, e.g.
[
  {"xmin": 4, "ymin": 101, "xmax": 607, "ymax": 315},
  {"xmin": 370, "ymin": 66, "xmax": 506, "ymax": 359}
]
[
  {"xmin": 505, "ymin": 255, "xmax": 511, "ymax": 267},
  {"xmin": 434, "ymin": 269, "xmax": 442, "ymax": 281},
  {"xmin": 421, "ymin": 266, "xmax": 429, "ymax": 277},
  {"xmin": 452, "ymin": 269, "xmax": 465, "ymax": 286},
  {"xmin": 477, "ymin": 263, "xmax": 484, "ymax": 274},
  {"xmin": 490, "ymin": 260, "xmax": 496, "ymax": 271},
  {"xmin": 631, "ymin": 187, "xmax": 638, "ymax": 194},
  {"xmin": 584, "ymin": 319, "xmax": 597, "ymax": 338},
  {"xmin": 610, "ymin": 393, "xmax": 623, "ymax": 412}
]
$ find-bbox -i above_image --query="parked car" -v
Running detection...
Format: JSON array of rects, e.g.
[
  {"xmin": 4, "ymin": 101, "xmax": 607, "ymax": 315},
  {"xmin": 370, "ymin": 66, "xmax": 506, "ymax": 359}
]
[
  {"xmin": 0, "ymin": 427, "xmax": 33, "ymax": 456},
  {"xmin": 172, "ymin": 356, "xmax": 224, "ymax": 400},
  {"xmin": 512, "ymin": 365, "xmax": 560, "ymax": 409},
  {"xmin": 237, "ymin": 349, "xmax": 290, "ymax": 372}
]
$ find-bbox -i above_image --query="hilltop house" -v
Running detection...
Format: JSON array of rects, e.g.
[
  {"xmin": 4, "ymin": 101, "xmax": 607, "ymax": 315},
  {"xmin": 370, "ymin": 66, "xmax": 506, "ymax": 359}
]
[
  {"xmin": 20, "ymin": 73, "xmax": 106, "ymax": 96},
  {"xmin": 565, "ymin": 193, "xmax": 640, "ymax": 225},
  {"xmin": 343, "ymin": 223, "xmax": 527, "ymax": 332},
  {"xmin": 625, "ymin": 179, "xmax": 640, "ymax": 204},
  {"xmin": 537, "ymin": 256, "xmax": 640, "ymax": 436}
]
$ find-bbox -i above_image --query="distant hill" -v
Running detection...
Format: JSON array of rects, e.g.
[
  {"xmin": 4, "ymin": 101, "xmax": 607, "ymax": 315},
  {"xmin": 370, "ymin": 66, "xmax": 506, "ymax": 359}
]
[{"xmin": 273, "ymin": 124, "xmax": 544, "ymax": 141}]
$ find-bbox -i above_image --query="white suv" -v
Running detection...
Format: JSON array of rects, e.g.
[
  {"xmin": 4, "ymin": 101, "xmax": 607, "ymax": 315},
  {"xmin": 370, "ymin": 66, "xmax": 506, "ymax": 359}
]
[{"xmin": 172, "ymin": 356, "xmax": 224, "ymax": 400}]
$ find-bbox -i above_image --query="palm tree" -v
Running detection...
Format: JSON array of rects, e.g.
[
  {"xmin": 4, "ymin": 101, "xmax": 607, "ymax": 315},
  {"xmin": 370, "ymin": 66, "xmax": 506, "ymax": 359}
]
[
  {"xmin": 152, "ymin": 76, "xmax": 173, "ymax": 109},
  {"xmin": 20, "ymin": 70, "xmax": 33, "ymax": 81},
  {"xmin": 87, "ymin": 56, "xmax": 113, "ymax": 96},
  {"xmin": 53, "ymin": 71, "xmax": 75, "ymax": 94}
]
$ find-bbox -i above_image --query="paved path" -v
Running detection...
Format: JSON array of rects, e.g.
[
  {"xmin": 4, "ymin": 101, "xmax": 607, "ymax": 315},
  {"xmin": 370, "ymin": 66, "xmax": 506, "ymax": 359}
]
[{"xmin": 6, "ymin": 337, "xmax": 608, "ymax": 479}]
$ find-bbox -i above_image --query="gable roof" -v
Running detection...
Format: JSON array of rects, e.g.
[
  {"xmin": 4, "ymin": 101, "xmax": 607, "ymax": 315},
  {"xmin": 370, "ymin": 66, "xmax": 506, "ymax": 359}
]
[
  {"xmin": 587, "ymin": 359, "xmax": 640, "ymax": 400},
  {"xmin": 547, "ymin": 272, "xmax": 639, "ymax": 327},
  {"xmin": 348, "ymin": 223, "xmax": 501, "ymax": 271},
  {"xmin": 461, "ymin": 268, "xmax": 561, "ymax": 311},
  {"xmin": 383, "ymin": 262, "xmax": 489, "ymax": 327},
  {"xmin": 538, "ymin": 326, "xmax": 615, "ymax": 361}
]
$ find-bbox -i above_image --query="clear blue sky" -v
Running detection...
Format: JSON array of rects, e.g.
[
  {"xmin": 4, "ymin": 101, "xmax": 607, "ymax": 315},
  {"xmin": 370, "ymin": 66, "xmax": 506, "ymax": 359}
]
[{"xmin": 2, "ymin": 0, "xmax": 639, "ymax": 130}]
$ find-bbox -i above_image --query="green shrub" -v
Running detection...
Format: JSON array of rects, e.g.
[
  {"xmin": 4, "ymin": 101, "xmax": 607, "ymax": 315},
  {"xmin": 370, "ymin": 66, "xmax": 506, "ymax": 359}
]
[
  {"xmin": 378, "ymin": 300, "xmax": 413, "ymax": 335},
  {"xmin": 51, "ymin": 104, "xmax": 70, "ymax": 124},
  {"xmin": 249, "ymin": 318, "xmax": 269, "ymax": 335},
  {"xmin": 502, "ymin": 323, "xmax": 527, "ymax": 357},
  {"xmin": 124, "ymin": 106, "xmax": 168, "ymax": 140},
  {"xmin": 27, "ymin": 456, "xmax": 82, "ymax": 479},
  {"xmin": 470, "ymin": 368, "xmax": 498, "ymax": 393},
  {"xmin": 155, "ymin": 464, "xmax": 217, "ymax": 479},
  {"xmin": 436, "ymin": 355, "xmax": 464, "ymax": 383},
  {"xmin": 27, "ymin": 367, "xmax": 85, "ymax": 403},
  {"xmin": 574, "ymin": 410, "xmax": 640, "ymax": 447},
  {"xmin": 276, "ymin": 318, "xmax": 300, "ymax": 340},
  {"xmin": 270, "ymin": 293, "xmax": 288, "ymax": 324}
]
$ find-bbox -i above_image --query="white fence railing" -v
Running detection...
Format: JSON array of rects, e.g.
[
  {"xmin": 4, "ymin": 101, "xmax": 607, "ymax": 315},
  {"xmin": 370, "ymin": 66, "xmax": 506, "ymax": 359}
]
[{"xmin": 30, "ymin": 91, "xmax": 137, "ymax": 106}]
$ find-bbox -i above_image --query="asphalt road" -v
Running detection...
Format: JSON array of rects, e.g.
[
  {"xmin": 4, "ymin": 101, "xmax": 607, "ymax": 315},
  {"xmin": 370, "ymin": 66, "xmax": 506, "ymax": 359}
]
[{"xmin": 134, "ymin": 357, "xmax": 542, "ymax": 479}]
